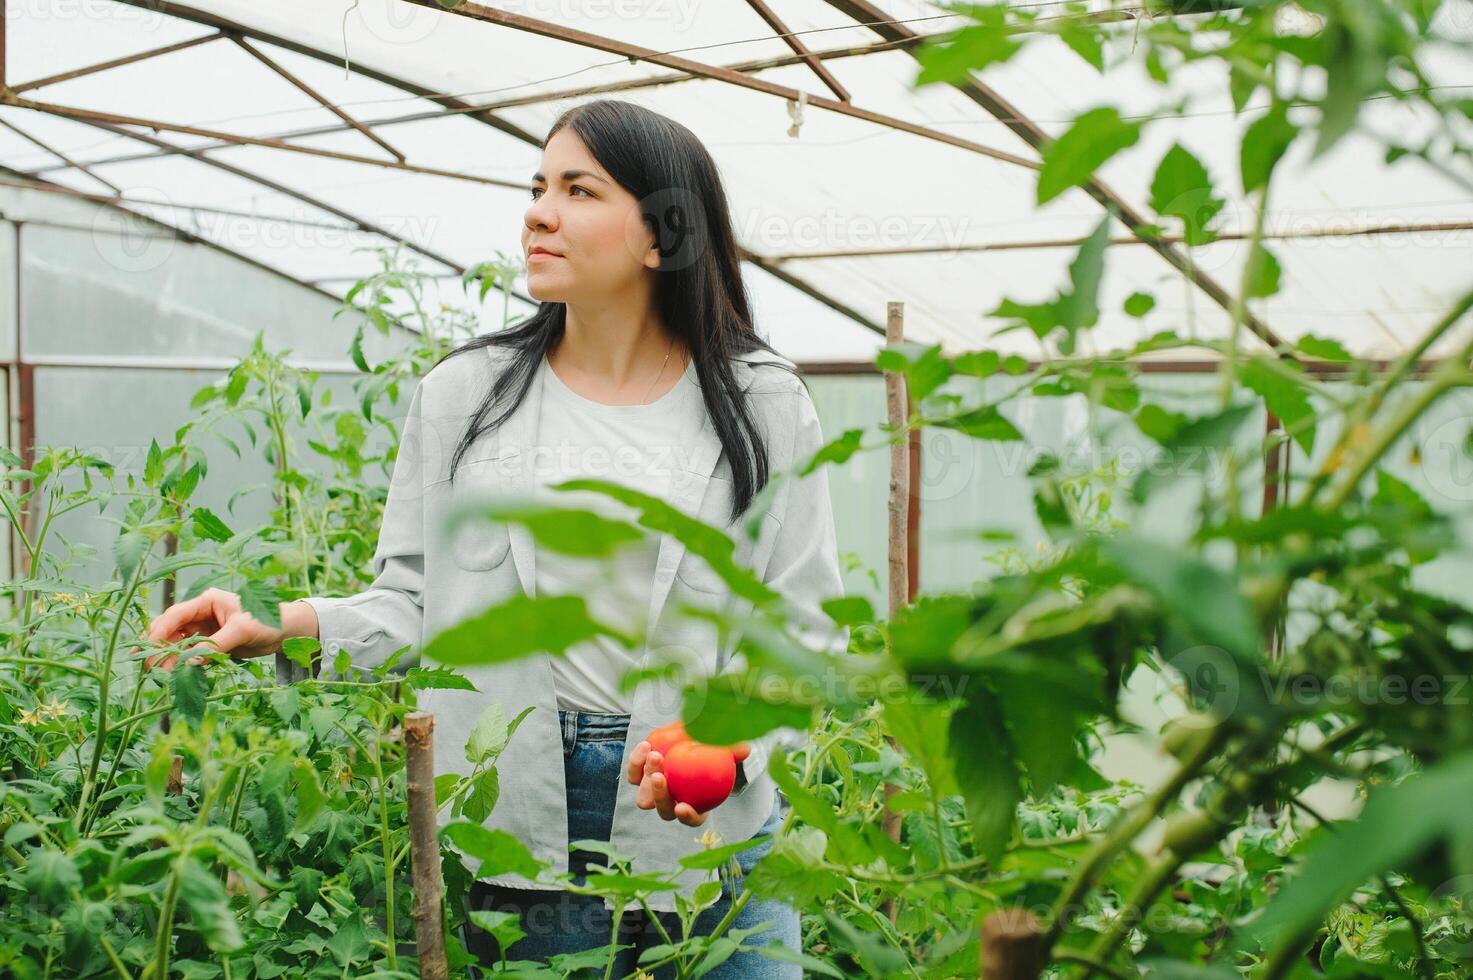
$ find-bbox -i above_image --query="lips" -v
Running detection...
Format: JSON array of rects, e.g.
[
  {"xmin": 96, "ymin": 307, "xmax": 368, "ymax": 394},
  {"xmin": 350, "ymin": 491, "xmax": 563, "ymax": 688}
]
[{"xmin": 528, "ymin": 247, "xmax": 564, "ymax": 258}]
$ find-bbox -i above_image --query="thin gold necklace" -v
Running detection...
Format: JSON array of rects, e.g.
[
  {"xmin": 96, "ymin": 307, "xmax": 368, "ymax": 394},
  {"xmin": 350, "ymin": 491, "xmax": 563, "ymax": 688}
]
[{"xmin": 641, "ymin": 335, "xmax": 676, "ymax": 405}]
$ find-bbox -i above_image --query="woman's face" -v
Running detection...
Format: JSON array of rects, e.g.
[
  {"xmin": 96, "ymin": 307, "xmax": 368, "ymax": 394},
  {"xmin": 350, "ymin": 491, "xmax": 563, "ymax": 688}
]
[{"xmin": 521, "ymin": 128, "xmax": 658, "ymax": 304}]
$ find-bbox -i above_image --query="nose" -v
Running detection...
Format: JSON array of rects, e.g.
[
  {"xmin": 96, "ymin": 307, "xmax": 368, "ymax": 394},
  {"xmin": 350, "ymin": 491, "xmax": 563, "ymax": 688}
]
[{"xmin": 525, "ymin": 193, "xmax": 558, "ymax": 235}]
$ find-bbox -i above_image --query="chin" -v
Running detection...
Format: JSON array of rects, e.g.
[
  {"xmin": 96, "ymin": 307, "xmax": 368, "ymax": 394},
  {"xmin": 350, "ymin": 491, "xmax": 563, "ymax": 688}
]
[{"xmin": 526, "ymin": 275, "xmax": 571, "ymax": 303}]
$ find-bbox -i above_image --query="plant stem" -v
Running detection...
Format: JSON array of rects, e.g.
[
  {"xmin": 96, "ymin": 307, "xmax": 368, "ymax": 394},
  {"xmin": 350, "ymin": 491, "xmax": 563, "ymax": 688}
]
[
  {"xmin": 1044, "ymin": 724, "xmax": 1231, "ymax": 950},
  {"xmin": 75, "ymin": 558, "xmax": 149, "ymax": 822}
]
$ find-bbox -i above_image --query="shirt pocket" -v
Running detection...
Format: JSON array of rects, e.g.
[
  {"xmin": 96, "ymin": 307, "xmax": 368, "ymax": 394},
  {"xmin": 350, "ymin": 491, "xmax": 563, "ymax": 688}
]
[
  {"xmin": 434, "ymin": 450, "xmax": 518, "ymax": 572},
  {"xmin": 673, "ymin": 474, "xmax": 778, "ymax": 596}
]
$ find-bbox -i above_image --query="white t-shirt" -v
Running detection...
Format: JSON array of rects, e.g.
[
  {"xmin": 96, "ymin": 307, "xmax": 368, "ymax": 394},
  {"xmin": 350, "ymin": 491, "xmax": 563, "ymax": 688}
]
[{"xmin": 531, "ymin": 349, "xmax": 705, "ymax": 714}]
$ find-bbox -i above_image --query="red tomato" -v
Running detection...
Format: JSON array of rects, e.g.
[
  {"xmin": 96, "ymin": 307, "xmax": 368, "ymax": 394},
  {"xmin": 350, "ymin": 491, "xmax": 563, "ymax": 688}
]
[
  {"xmin": 661, "ymin": 741, "xmax": 737, "ymax": 813},
  {"xmin": 646, "ymin": 720, "xmax": 689, "ymax": 758}
]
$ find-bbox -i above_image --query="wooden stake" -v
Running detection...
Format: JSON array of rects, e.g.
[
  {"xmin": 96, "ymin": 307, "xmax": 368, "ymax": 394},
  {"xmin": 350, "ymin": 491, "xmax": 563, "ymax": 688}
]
[
  {"xmin": 405, "ymin": 712, "xmax": 448, "ymax": 980},
  {"xmin": 880, "ymin": 300, "xmax": 908, "ymax": 924},
  {"xmin": 980, "ymin": 908, "xmax": 1046, "ymax": 980}
]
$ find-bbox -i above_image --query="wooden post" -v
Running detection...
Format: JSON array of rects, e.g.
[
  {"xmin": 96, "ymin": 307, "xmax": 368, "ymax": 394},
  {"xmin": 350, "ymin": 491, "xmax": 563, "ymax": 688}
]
[
  {"xmin": 404, "ymin": 712, "xmax": 448, "ymax": 980},
  {"xmin": 980, "ymin": 908, "xmax": 1046, "ymax": 980},
  {"xmin": 880, "ymin": 301, "xmax": 908, "ymax": 924}
]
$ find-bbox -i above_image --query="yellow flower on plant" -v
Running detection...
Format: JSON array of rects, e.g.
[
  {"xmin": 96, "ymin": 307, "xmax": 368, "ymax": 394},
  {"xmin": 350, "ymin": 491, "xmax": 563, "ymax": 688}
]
[
  {"xmin": 19, "ymin": 697, "xmax": 71, "ymax": 726},
  {"xmin": 695, "ymin": 827, "xmax": 723, "ymax": 850}
]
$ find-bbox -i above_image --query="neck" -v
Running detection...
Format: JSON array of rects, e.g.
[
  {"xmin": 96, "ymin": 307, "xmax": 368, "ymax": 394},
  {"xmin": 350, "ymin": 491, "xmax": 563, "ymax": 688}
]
[{"xmin": 553, "ymin": 305, "xmax": 686, "ymax": 388}]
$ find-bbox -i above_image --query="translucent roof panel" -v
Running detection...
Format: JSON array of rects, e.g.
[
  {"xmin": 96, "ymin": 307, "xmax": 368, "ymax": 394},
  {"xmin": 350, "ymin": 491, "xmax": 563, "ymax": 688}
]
[{"xmin": 6, "ymin": 0, "xmax": 1470, "ymax": 365}]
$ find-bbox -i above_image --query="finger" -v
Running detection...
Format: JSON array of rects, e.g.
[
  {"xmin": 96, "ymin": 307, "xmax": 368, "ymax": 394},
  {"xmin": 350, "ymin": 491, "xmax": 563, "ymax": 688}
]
[
  {"xmin": 675, "ymin": 803, "xmax": 706, "ymax": 826},
  {"xmin": 144, "ymin": 652, "xmax": 179, "ymax": 672},
  {"xmin": 626, "ymin": 741, "xmax": 649, "ymax": 785},
  {"xmin": 190, "ymin": 618, "xmax": 251, "ymax": 659},
  {"xmin": 650, "ymin": 772, "xmax": 676, "ymax": 821},
  {"xmin": 146, "ymin": 595, "xmax": 212, "ymax": 643}
]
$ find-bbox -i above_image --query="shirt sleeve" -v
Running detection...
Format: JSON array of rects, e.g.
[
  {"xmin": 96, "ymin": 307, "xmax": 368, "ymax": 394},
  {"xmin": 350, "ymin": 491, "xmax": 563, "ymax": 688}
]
[
  {"xmin": 731, "ymin": 382, "xmax": 850, "ymax": 793},
  {"xmin": 300, "ymin": 380, "xmax": 429, "ymax": 678}
]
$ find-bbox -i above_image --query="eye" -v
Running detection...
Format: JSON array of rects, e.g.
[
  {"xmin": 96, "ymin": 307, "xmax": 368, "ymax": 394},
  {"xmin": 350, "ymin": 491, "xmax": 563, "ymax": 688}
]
[{"xmin": 528, "ymin": 185, "xmax": 593, "ymax": 201}]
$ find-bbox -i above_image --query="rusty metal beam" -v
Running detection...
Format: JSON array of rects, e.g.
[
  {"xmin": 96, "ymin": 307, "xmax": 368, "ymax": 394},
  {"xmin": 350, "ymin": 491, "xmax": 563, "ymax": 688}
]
[
  {"xmin": 3, "ymin": 93, "xmax": 527, "ymax": 190},
  {"xmin": 40, "ymin": 118, "xmax": 470, "ymax": 278},
  {"xmin": 398, "ymin": 0, "xmax": 1039, "ymax": 171},
  {"xmin": 0, "ymin": 174, "xmax": 361, "ymax": 231},
  {"xmin": 12, "ymin": 32, "xmax": 225, "ymax": 93},
  {"xmin": 0, "ymin": 118, "xmax": 123, "ymax": 195},
  {"xmin": 740, "ymin": 249, "xmax": 885, "ymax": 337},
  {"xmin": 109, "ymin": 0, "xmax": 542, "ymax": 148},
  {"xmin": 46, "ymin": 0, "xmax": 893, "ymax": 345},
  {"xmin": 743, "ymin": 0, "xmax": 851, "ymax": 102},
  {"xmin": 230, "ymin": 35, "xmax": 407, "ymax": 163},
  {"xmin": 821, "ymin": 0, "xmax": 1294, "ymax": 357},
  {"xmin": 25, "ymin": 33, "xmax": 931, "ymax": 176},
  {"xmin": 760, "ymin": 219, "xmax": 1473, "ymax": 260},
  {"xmin": 797, "ymin": 358, "xmax": 1439, "ymax": 378}
]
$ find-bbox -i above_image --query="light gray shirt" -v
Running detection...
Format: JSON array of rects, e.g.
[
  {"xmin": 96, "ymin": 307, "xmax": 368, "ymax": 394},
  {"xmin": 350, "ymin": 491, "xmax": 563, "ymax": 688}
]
[
  {"xmin": 302, "ymin": 342, "xmax": 849, "ymax": 913},
  {"xmin": 533, "ymin": 349, "xmax": 703, "ymax": 714}
]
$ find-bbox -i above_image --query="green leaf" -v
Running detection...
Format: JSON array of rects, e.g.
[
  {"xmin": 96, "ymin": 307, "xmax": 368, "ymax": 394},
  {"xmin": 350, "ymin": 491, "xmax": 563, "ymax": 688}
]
[
  {"xmin": 1240, "ymin": 357, "xmax": 1314, "ymax": 453},
  {"xmin": 745, "ymin": 826, "xmax": 845, "ymax": 906},
  {"xmin": 1296, "ymin": 335, "xmax": 1353, "ymax": 362},
  {"xmin": 875, "ymin": 341, "xmax": 951, "ymax": 403},
  {"xmin": 178, "ymin": 857, "xmax": 245, "ymax": 952},
  {"xmin": 949, "ymin": 687, "xmax": 1022, "ymax": 860},
  {"xmin": 237, "ymin": 580, "xmax": 282, "ymax": 631},
  {"xmin": 467, "ymin": 909, "xmax": 526, "ymax": 953},
  {"xmin": 1240, "ymin": 103, "xmax": 1297, "ymax": 193},
  {"xmin": 1057, "ymin": 20, "xmax": 1104, "ymax": 71},
  {"xmin": 1130, "ymin": 402, "xmax": 1255, "ymax": 503},
  {"xmin": 1104, "ymin": 535, "xmax": 1258, "ymax": 660},
  {"xmin": 1150, "ymin": 143, "xmax": 1224, "ymax": 246},
  {"xmin": 1038, "ymin": 107, "xmax": 1141, "ymax": 204},
  {"xmin": 450, "ymin": 499, "xmax": 644, "ymax": 560},
  {"xmin": 1124, "ymin": 291, "xmax": 1156, "ymax": 318},
  {"xmin": 1056, "ymin": 214, "xmax": 1113, "ymax": 336},
  {"xmin": 930, "ymin": 405, "xmax": 1022, "ymax": 442},
  {"xmin": 462, "ymin": 768, "xmax": 500, "ymax": 823},
  {"xmin": 1134, "ymin": 403, "xmax": 1191, "ymax": 444},
  {"xmin": 883, "ymin": 694, "xmax": 960, "ymax": 798},
  {"xmin": 682, "ymin": 671, "xmax": 814, "ymax": 745},
  {"xmin": 25, "ymin": 848, "xmax": 80, "ymax": 905},
  {"xmin": 113, "ymin": 530, "xmax": 149, "ymax": 582},
  {"xmin": 405, "ymin": 666, "xmax": 477, "ymax": 691},
  {"xmin": 425, "ymin": 593, "xmax": 631, "ymax": 667},
  {"xmin": 912, "ymin": 5, "xmax": 1022, "ymax": 86},
  {"xmin": 466, "ymin": 703, "xmax": 510, "ymax": 763},
  {"xmin": 556, "ymin": 479, "xmax": 779, "ymax": 603},
  {"xmin": 1239, "ymin": 752, "xmax": 1473, "ymax": 953},
  {"xmin": 280, "ymin": 636, "xmax": 319, "ymax": 671},
  {"xmin": 190, "ymin": 508, "xmax": 234, "ymax": 544},
  {"xmin": 442, "ymin": 822, "xmax": 546, "ymax": 879},
  {"xmin": 1243, "ymin": 243, "xmax": 1281, "ymax": 299},
  {"xmin": 144, "ymin": 438, "xmax": 164, "ymax": 485},
  {"xmin": 293, "ymin": 760, "xmax": 326, "ymax": 832},
  {"xmin": 172, "ymin": 662, "xmax": 209, "ymax": 727}
]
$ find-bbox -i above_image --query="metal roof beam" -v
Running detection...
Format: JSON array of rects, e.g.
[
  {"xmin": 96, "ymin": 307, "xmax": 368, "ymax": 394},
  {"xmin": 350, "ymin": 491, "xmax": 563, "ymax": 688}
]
[
  {"xmin": 742, "ymin": 0, "xmax": 851, "ymax": 102},
  {"xmin": 398, "ymin": 0, "xmax": 1039, "ymax": 171},
  {"xmin": 821, "ymin": 0, "xmax": 1292, "ymax": 356},
  {"xmin": 1, "ymin": 93, "xmax": 527, "ymax": 191},
  {"xmin": 108, "ymin": 0, "xmax": 543, "ymax": 147},
  {"xmin": 11, "ymin": 32, "xmax": 225, "ymax": 94},
  {"xmin": 229, "ymin": 35, "xmax": 407, "ymax": 164}
]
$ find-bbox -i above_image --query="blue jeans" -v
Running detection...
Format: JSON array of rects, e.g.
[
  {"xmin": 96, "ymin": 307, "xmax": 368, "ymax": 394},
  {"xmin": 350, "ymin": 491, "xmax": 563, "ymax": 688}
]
[{"xmin": 461, "ymin": 709, "xmax": 801, "ymax": 978}]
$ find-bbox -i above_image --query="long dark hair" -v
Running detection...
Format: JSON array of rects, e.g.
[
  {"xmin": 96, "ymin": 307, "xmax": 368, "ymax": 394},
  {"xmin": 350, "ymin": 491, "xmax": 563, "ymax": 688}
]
[{"xmin": 433, "ymin": 99, "xmax": 800, "ymax": 524}]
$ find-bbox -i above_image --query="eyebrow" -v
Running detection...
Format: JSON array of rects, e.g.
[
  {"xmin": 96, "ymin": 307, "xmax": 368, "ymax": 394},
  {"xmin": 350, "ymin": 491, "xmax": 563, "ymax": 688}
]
[{"xmin": 530, "ymin": 169, "xmax": 609, "ymax": 184}]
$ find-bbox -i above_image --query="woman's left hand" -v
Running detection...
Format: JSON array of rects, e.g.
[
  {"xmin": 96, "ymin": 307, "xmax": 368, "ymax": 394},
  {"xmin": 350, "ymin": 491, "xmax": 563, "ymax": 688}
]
[{"xmin": 625, "ymin": 740, "xmax": 709, "ymax": 827}]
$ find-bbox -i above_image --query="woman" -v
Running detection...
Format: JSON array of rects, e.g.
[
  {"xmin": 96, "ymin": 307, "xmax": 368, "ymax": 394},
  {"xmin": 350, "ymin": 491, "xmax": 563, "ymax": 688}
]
[{"xmin": 145, "ymin": 99, "xmax": 847, "ymax": 977}]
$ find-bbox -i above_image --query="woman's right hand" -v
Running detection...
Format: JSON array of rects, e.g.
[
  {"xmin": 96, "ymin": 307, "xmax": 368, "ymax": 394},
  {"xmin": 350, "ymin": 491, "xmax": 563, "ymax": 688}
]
[{"xmin": 143, "ymin": 587, "xmax": 289, "ymax": 671}]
